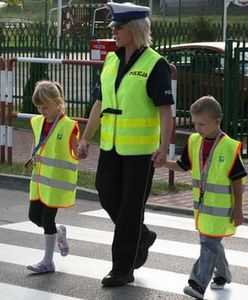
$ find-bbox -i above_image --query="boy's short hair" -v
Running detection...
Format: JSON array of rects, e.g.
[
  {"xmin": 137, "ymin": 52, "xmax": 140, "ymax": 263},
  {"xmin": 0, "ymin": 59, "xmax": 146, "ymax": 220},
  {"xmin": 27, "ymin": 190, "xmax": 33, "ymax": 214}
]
[{"xmin": 190, "ymin": 95, "xmax": 222, "ymax": 119}]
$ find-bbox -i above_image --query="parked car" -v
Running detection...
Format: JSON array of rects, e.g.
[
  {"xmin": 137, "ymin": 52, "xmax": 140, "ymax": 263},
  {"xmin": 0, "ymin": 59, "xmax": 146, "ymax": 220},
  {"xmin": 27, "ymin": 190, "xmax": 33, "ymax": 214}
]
[{"xmin": 157, "ymin": 42, "xmax": 248, "ymax": 120}]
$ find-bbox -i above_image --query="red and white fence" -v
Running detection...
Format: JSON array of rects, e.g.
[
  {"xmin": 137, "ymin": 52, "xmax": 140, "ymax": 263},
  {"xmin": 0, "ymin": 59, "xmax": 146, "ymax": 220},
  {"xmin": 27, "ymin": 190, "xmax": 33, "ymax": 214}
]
[
  {"xmin": 0, "ymin": 57, "xmax": 6, "ymax": 163},
  {"xmin": 168, "ymin": 64, "xmax": 177, "ymax": 187}
]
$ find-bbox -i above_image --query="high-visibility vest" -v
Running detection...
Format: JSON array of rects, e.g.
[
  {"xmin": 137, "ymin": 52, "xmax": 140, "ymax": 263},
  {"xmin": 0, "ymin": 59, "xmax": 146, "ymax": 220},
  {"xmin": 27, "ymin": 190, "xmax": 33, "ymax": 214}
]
[
  {"xmin": 100, "ymin": 47, "xmax": 162, "ymax": 155},
  {"xmin": 188, "ymin": 133, "xmax": 246, "ymax": 237},
  {"xmin": 29, "ymin": 115, "xmax": 79, "ymax": 208}
]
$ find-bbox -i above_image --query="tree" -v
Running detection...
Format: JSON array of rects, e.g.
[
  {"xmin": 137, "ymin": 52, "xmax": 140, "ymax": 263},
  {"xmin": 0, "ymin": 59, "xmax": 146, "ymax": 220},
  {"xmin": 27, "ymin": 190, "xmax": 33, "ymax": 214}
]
[
  {"xmin": 5, "ymin": 0, "xmax": 22, "ymax": 7},
  {"xmin": 188, "ymin": 16, "xmax": 217, "ymax": 42},
  {"xmin": 22, "ymin": 62, "xmax": 49, "ymax": 113},
  {"xmin": 5, "ymin": 0, "xmax": 54, "ymax": 8}
]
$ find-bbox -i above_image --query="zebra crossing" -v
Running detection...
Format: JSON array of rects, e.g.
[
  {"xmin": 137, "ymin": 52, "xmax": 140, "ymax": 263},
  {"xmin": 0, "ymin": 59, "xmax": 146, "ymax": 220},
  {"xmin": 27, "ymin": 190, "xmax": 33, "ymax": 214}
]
[{"xmin": 1, "ymin": 206, "xmax": 248, "ymax": 299}]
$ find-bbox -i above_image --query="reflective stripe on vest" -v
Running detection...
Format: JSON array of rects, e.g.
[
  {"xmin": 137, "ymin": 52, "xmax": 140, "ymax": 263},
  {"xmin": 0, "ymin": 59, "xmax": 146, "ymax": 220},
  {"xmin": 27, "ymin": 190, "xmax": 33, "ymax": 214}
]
[
  {"xmin": 34, "ymin": 155, "xmax": 78, "ymax": 171},
  {"xmin": 192, "ymin": 179, "xmax": 232, "ymax": 194},
  {"xmin": 30, "ymin": 115, "xmax": 79, "ymax": 208},
  {"xmin": 193, "ymin": 201, "xmax": 232, "ymax": 217},
  {"xmin": 188, "ymin": 133, "xmax": 244, "ymax": 237},
  {"xmin": 32, "ymin": 174, "xmax": 77, "ymax": 191},
  {"xmin": 100, "ymin": 48, "xmax": 162, "ymax": 155}
]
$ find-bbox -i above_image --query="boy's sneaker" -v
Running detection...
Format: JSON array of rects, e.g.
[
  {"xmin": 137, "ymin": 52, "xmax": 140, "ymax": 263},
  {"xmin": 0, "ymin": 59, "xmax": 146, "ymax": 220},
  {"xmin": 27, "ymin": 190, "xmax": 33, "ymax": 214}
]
[
  {"xmin": 57, "ymin": 225, "xmax": 69, "ymax": 256},
  {"xmin": 210, "ymin": 276, "xmax": 227, "ymax": 290},
  {"xmin": 183, "ymin": 280, "xmax": 205, "ymax": 299},
  {"xmin": 27, "ymin": 262, "xmax": 55, "ymax": 273}
]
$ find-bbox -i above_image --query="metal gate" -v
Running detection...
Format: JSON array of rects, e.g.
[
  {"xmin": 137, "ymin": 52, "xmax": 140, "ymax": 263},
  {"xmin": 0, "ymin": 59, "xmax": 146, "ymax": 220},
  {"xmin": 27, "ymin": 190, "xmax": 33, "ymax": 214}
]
[{"xmin": 223, "ymin": 40, "xmax": 248, "ymax": 157}]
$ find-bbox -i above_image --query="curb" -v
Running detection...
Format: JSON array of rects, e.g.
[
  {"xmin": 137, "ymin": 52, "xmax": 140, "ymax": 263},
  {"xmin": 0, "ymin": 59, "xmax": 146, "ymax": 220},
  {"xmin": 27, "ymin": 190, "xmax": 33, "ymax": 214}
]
[
  {"xmin": 0, "ymin": 173, "xmax": 30, "ymax": 193},
  {"xmin": 0, "ymin": 173, "xmax": 99, "ymax": 202},
  {"xmin": 146, "ymin": 203, "xmax": 194, "ymax": 216},
  {"xmin": 1, "ymin": 173, "xmax": 247, "ymax": 223}
]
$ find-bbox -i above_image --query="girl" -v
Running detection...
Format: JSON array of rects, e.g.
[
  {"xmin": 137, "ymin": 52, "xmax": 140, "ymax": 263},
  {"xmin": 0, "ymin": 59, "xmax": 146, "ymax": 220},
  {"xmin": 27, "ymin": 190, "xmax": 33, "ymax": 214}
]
[{"xmin": 26, "ymin": 80, "xmax": 80, "ymax": 273}]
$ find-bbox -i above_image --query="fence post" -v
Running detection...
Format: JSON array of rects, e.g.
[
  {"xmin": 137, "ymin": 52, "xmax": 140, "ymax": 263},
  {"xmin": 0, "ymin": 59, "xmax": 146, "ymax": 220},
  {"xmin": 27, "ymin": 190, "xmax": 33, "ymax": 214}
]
[
  {"xmin": 0, "ymin": 57, "xmax": 6, "ymax": 163},
  {"xmin": 6, "ymin": 58, "xmax": 15, "ymax": 164},
  {"xmin": 223, "ymin": 39, "xmax": 233, "ymax": 133},
  {"xmin": 168, "ymin": 64, "xmax": 177, "ymax": 187}
]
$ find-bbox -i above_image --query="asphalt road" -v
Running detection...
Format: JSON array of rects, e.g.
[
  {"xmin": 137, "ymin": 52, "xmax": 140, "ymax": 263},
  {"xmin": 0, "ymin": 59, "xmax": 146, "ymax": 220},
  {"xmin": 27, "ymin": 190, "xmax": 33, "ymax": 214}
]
[{"xmin": 1, "ymin": 187, "xmax": 248, "ymax": 300}]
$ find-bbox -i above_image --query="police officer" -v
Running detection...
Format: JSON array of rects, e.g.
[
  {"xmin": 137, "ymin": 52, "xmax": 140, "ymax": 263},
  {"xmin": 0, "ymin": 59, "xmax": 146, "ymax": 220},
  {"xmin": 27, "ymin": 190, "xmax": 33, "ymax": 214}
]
[{"xmin": 77, "ymin": 1, "xmax": 174, "ymax": 287}]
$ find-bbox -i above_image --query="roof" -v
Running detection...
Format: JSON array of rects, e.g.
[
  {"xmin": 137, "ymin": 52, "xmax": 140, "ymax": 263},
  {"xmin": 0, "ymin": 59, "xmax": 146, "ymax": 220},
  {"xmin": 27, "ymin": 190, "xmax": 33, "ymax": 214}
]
[
  {"xmin": 169, "ymin": 42, "xmax": 226, "ymax": 53},
  {"xmin": 168, "ymin": 41, "xmax": 248, "ymax": 52}
]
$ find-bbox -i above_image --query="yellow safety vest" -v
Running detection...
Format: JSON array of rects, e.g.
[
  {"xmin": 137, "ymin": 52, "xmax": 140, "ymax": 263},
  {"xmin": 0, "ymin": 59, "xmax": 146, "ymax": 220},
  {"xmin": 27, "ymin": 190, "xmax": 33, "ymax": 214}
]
[
  {"xmin": 188, "ymin": 133, "xmax": 246, "ymax": 237},
  {"xmin": 29, "ymin": 115, "xmax": 79, "ymax": 208},
  {"xmin": 100, "ymin": 48, "xmax": 162, "ymax": 155}
]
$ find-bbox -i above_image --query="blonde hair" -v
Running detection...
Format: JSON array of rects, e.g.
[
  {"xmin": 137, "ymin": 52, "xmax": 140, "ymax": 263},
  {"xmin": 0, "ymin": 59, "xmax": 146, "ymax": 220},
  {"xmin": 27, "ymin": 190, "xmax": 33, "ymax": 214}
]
[
  {"xmin": 190, "ymin": 95, "xmax": 222, "ymax": 119},
  {"xmin": 32, "ymin": 80, "xmax": 65, "ymax": 112},
  {"xmin": 125, "ymin": 17, "xmax": 152, "ymax": 48}
]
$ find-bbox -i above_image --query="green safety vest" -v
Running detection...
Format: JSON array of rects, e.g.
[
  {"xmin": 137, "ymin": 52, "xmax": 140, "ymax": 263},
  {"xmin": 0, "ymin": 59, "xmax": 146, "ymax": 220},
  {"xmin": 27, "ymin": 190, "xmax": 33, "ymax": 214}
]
[
  {"xmin": 188, "ymin": 133, "xmax": 246, "ymax": 237},
  {"xmin": 100, "ymin": 48, "xmax": 162, "ymax": 155},
  {"xmin": 29, "ymin": 115, "xmax": 79, "ymax": 207}
]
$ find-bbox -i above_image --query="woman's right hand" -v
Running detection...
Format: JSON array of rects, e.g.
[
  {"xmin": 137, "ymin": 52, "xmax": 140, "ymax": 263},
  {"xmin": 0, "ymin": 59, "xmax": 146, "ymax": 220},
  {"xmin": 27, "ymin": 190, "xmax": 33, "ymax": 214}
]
[{"xmin": 77, "ymin": 138, "xmax": 89, "ymax": 159}]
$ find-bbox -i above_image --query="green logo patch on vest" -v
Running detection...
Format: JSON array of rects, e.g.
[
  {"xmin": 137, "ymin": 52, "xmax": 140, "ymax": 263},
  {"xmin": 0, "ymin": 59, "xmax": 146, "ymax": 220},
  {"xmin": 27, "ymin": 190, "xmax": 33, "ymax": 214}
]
[
  {"xmin": 219, "ymin": 156, "xmax": 225, "ymax": 162},
  {"xmin": 57, "ymin": 133, "xmax": 62, "ymax": 140}
]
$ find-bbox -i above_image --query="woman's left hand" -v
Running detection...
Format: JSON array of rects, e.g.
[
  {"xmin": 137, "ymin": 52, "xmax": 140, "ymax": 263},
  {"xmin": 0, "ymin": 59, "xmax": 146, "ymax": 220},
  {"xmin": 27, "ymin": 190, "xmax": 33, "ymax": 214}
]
[{"xmin": 152, "ymin": 147, "xmax": 167, "ymax": 168}]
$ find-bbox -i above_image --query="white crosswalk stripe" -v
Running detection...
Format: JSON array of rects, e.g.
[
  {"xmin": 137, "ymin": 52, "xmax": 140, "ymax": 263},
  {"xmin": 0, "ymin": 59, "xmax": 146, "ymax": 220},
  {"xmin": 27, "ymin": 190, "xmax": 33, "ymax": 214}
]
[
  {"xmin": 0, "ymin": 209, "xmax": 248, "ymax": 299},
  {"xmin": 80, "ymin": 209, "xmax": 248, "ymax": 239},
  {"xmin": 0, "ymin": 282, "xmax": 84, "ymax": 300}
]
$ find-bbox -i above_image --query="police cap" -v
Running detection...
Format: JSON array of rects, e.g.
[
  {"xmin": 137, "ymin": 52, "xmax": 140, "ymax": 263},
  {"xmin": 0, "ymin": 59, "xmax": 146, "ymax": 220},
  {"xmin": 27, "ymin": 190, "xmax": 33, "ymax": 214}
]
[{"xmin": 107, "ymin": 2, "xmax": 150, "ymax": 28}]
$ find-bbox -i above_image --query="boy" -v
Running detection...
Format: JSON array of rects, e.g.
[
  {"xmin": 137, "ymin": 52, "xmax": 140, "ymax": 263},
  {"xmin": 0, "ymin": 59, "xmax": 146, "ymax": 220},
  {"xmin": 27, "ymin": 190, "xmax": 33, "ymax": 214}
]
[{"xmin": 162, "ymin": 96, "xmax": 247, "ymax": 299}]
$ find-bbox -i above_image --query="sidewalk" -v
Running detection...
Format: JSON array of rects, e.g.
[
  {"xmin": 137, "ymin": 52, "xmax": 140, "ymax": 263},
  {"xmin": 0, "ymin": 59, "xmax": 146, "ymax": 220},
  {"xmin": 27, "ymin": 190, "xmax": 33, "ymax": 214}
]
[{"xmin": 11, "ymin": 128, "xmax": 248, "ymax": 218}]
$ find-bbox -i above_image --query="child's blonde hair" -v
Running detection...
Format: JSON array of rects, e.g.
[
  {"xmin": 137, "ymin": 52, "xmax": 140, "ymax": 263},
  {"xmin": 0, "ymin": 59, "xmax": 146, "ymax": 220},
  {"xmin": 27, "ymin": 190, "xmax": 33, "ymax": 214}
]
[
  {"xmin": 190, "ymin": 95, "xmax": 222, "ymax": 119},
  {"xmin": 32, "ymin": 80, "xmax": 65, "ymax": 112}
]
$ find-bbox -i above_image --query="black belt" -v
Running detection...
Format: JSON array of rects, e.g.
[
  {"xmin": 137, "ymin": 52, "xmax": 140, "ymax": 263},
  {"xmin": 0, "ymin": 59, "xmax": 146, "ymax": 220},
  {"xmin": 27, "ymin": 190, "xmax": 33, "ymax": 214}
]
[{"xmin": 100, "ymin": 108, "xmax": 123, "ymax": 118}]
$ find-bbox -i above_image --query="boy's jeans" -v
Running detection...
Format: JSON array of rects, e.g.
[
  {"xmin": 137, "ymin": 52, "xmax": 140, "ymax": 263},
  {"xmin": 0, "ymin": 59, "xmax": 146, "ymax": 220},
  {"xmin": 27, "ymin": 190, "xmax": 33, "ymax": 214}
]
[{"xmin": 189, "ymin": 234, "xmax": 232, "ymax": 290}]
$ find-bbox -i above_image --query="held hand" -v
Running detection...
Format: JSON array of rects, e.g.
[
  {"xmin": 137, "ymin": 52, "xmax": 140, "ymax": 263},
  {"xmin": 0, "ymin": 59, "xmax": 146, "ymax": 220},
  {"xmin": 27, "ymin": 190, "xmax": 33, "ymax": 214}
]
[
  {"xmin": 77, "ymin": 139, "xmax": 89, "ymax": 159},
  {"xmin": 152, "ymin": 148, "xmax": 167, "ymax": 168},
  {"xmin": 231, "ymin": 206, "xmax": 244, "ymax": 227}
]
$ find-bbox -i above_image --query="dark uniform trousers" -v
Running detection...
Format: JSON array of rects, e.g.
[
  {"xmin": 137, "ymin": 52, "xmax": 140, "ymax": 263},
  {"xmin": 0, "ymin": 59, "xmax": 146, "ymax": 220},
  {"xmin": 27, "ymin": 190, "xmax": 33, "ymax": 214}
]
[{"xmin": 95, "ymin": 148, "xmax": 154, "ymax": 274}]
